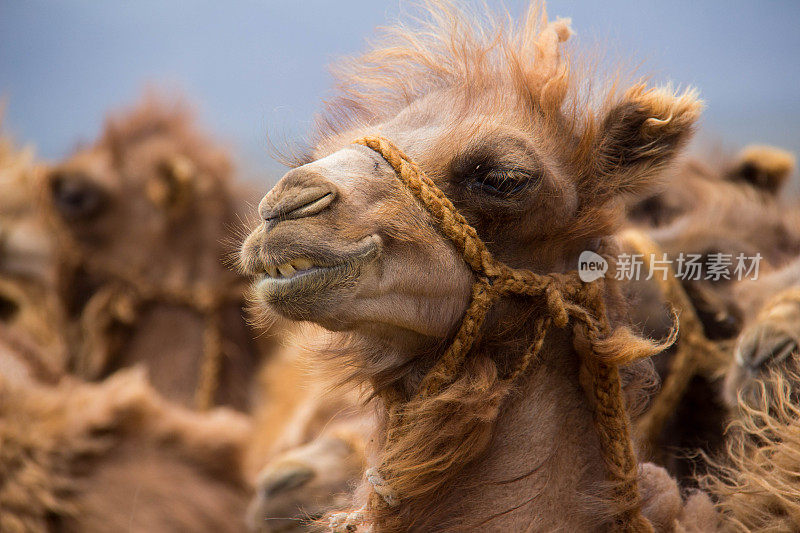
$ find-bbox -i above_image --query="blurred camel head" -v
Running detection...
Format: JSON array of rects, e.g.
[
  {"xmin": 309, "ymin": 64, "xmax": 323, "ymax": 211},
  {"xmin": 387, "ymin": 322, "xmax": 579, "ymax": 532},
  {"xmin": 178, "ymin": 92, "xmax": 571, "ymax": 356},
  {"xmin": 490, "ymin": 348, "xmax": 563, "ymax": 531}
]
[{"xmin": 41, "ymin": 94, "xmax": 241, "ymax": 307}]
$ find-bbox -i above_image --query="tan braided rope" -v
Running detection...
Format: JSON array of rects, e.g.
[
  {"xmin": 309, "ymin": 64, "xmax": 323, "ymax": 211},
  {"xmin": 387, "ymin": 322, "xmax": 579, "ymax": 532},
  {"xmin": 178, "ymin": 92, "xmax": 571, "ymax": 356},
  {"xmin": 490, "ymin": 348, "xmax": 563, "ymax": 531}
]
[
  {"xmin": 620, "ymin": 229, "xmax": 731, "ymax": 455},
  {"xmin": 350, "ymin": 136, "xmax": 656, "ymax": 532}
]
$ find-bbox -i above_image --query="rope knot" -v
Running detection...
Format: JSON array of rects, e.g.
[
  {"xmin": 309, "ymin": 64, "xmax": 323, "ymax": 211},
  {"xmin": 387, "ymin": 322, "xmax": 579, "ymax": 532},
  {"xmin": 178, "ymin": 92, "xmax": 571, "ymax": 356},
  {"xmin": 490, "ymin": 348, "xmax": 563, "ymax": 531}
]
[
  {"xmin": 329, "ymin": 506, "xmax": 369, "ymax": 533},
  {"xmin": 366, "ymin": 467, "xmax": 399, "ymax": 507},
  {"xmin": 545, "ymin": 282, "xmax": 569, "ymax": 328}
]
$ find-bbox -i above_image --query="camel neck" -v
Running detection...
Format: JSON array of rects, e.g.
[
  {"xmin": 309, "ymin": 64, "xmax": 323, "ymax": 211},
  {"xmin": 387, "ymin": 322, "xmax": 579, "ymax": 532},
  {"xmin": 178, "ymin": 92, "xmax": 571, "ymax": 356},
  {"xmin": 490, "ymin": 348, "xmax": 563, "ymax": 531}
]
[{"xmin": 371, "ymin": 329, "xmax": 611, "ymax": 531}]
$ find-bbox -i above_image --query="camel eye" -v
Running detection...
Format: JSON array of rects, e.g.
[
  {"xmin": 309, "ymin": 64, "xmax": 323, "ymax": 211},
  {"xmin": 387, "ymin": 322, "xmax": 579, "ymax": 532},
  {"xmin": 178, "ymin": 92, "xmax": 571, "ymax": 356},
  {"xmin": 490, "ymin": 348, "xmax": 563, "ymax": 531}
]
[
  {"xmin": 49, "ymin": 171, "xmax": 106, "ymax": 221},
  {"xmin": 470, "ymin": 168, "xmax": 529, "ymax": 196}
]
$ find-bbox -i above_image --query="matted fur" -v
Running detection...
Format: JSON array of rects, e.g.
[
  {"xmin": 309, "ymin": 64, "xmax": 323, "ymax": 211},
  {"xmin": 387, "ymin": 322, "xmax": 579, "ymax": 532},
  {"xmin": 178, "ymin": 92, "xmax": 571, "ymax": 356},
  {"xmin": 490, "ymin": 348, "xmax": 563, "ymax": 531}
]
[
  {"xmin": 0, "ymin": 368, "xmax": 251, "ymax": 532},
  {"xmin": 701, "ymin": 372, "xmax": 800, "ymax": 532}
]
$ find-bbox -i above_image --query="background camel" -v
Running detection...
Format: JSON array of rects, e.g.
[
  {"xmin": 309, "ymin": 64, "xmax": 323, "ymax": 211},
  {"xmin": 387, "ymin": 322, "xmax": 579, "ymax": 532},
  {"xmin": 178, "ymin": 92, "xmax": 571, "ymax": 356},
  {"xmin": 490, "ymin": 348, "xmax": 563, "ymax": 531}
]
[
  {"xmin": 239, "ymin": 2, "xmax": 717, "ymax": 530},
  {"xmin": 0, "ymin": 367, "xmax": 251, "ymax": 532},
  {"xmin": 620, "ymin": 147, "xmax": 800, "ymax": 484},
  {"xmin": 38, "ymin": 95, "xmax": 279, "ymax": 410},
  {"xmin": 626, "ymin": 144, "xmax": 796, "ymax": 229},
  {"xmin": 0, "ymin": 123, "xmax": 67, "ymax": 382},
  {"xmin": 245, "ymin": 328, "xmax": 373, "ymax": 531}
]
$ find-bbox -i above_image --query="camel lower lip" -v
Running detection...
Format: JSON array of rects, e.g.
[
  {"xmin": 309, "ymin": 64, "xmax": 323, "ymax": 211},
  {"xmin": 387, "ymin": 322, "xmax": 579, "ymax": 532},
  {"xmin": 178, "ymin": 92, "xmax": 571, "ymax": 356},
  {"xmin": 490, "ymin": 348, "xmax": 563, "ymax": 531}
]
[{"xmin": 254, "ymin": 235, "xmax": 380, "ymax": 303}]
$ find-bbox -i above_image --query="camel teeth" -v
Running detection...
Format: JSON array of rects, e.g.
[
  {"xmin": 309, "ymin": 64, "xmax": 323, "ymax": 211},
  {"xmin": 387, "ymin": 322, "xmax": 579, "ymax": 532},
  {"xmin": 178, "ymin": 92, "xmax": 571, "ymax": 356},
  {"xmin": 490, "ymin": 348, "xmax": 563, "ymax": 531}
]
[
  {"xmin": 277, "ymin": 263, "xmax": 296, "ymax": 277},
  {"xmin": 292, "ymin": 258, "xmax": 313, "ymax": 271},
  {"xmin": 267, "ymin": 266, "xmax": 278, "ymax": 278}
]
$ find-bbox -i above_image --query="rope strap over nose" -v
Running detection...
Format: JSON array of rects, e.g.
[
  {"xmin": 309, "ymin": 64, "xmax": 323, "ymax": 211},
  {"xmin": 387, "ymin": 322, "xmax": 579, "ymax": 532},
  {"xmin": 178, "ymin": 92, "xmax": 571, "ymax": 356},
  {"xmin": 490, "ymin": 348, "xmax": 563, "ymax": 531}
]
[{"xmin": 343, "ymin": 136, "xmax": 659, "ymax": 532}]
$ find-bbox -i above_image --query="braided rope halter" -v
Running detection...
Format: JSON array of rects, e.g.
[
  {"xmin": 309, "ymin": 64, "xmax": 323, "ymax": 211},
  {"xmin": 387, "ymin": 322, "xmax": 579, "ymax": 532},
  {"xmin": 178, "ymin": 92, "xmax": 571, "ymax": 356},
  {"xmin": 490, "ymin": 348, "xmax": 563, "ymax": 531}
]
[
  {"xmin": 622, "ymin": 230, "xmax": 732, "ymax": 455},
  {"xmin": 331, "ymin": 136, "xmax": 662, "ymax": 532}
]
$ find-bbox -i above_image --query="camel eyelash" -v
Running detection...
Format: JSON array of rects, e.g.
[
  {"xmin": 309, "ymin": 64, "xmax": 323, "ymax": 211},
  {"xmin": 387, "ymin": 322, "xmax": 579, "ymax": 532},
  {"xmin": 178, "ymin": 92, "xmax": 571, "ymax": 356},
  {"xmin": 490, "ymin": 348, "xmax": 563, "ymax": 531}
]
[{"xmin": 469, "ymin": 168, "xmax": 537, "ymax": 196}]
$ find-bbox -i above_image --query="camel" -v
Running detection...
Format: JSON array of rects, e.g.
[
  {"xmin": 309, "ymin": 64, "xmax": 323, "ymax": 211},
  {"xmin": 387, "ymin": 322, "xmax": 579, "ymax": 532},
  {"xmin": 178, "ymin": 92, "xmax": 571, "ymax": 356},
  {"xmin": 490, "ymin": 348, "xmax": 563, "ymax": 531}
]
[
  {"xmin": 245, "ymin": 329, "xmax": 373, "ymax": 531},
  {"xmin": 627, "ymin": 144, "xmax": 796, "ymax": 228},
  {"xmin": 624, "ymin": 169, "xmax": 800, "ymax": 483},
  {"xmin": 38, "ymin": 95, "xmax": 279, "ymax": 410},
  {"xmin": 0, "ymin": 124, "xmax": 67, "ymax": 379},
  {"xmin": 724, "ymin": 256, "xmax": 800, "ymax": 410},
  {"xmin": 245, "ymin": 144, "xmax": 800, "ymax": 525},
  {"xmin": 239, "ymin": 2, "xmax": 721, "ymax": 530},
  {"xmin": 0, "ymin": 366, "xmax": 252, "ymax": 532}
]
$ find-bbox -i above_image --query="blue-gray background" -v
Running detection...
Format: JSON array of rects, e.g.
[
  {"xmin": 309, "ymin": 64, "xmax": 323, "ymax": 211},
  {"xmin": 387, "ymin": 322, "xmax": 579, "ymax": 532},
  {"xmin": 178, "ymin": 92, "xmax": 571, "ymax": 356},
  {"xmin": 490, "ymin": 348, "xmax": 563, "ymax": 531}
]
[{"xmin": 1, "ymin": 1, "xmax": 799, "ymax": 184}]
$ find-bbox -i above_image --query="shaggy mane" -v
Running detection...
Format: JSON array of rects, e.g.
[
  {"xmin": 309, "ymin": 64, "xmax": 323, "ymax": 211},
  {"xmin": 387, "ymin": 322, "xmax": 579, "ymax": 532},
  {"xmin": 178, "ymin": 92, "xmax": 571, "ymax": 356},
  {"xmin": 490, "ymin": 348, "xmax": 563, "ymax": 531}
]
[
  {"xmin": 0, "ymin": 368, "xmax": 250, "ymax": 532},
  {"xmin": 700, "ymin": 371, "xmax": 800, "ymax": 532},
  {"xmin": 315, "ymin": 1, "xmax": 575, "ymax": 140}
]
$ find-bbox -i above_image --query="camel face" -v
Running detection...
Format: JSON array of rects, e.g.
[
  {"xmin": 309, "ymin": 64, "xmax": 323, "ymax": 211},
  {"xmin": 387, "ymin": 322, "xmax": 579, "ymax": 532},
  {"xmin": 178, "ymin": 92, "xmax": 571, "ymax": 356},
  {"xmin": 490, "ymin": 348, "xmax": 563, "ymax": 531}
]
[
  {"xmin": 0, "ymin": 144, "xmax": 54, "ymax": 286},
  {"xmin": 45, "ymin": 139, "xmax": 204, "ymax": 282},
  {"xmin": 240, "ymin": 87, "xmax": 617, "ymax": 338},
  {"xmin": 241, "ymin": 137, "xmax": 472, "ymax": 337},
  {"xmin": 238, "ymin": 9, "xmax": 703, "ymax": 349},
  {"xmin": 242, "ymin": 86, "xmax": 699, "ymax": 342},
  {"xmin": 246, "ymin": 433, "xmax": 364, "ymax": 532},
  {"xmin": 725, "ymin": 297, "xmax": 800, "ymax": 408}
]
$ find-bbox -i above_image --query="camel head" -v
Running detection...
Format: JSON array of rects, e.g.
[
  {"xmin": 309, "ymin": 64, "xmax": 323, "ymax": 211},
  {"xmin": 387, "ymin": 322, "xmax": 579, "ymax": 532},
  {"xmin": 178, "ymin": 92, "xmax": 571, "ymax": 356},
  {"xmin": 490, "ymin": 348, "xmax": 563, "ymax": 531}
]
[
  {"xmin": 627, "ymin": 144, "xmax": 796, "ymax": 229},
  {"xmin": 246, "ymin": 431, "xmax": 365, "ymax": 532},
  {"xmin": 725, "ymin": 286, "xmax": 800, "ymax": 409},
  {"xmin": 41, "ymin": 95, "xmax": 236, "ymax": 300},
  {"xmin": 0, "ymin": 127, "xmax": 54, "ymax": 283},
  {"xmin": 240, "ymin": 4, "xmax": 701, "ymax": 355}
]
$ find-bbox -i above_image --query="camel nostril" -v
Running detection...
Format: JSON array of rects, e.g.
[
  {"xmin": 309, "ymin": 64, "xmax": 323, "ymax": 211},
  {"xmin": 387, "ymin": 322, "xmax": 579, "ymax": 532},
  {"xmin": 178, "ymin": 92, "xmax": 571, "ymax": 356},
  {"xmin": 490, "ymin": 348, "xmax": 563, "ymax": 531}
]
[
  {"xmin": 258, "ymin": 178, "xmax": 336, "ymax": 222},
  {"xmin": 259, "ymin": 465, "xmax": 315, "ymax": 497},
  {"xmin": 261, "ymin": 187, "xmax": 336, "ymax": 222}
]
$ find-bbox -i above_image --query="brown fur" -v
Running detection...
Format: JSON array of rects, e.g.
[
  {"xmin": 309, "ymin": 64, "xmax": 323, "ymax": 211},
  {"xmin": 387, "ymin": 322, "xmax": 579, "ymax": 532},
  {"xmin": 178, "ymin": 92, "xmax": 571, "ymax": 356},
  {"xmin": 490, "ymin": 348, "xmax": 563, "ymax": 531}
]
[
  {"xmin": 0, "ymin": 367, "xmax": 251, "ymax": 532},
  {"xmin": 0, "ymin": 124, "xmax": 66, "ymax": 376},
  {"xmin": 625, "ymin": 192, "xmax": 800, "ymax": 485},
  {"xmin": 724, "ymin": 258, "xmax": 800, "ymax": 410},
  {"xmin": 701, "ymin": 372, "xmax": 800, "ymax": 532}
]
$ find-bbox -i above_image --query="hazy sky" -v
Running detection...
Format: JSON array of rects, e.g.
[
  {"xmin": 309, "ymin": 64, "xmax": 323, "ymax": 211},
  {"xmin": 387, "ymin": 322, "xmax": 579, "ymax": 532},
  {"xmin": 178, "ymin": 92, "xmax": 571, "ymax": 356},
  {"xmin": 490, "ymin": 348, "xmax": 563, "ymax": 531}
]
[{"xmin": 2, "ymin": 1, "xmax": 799, "ymax": 185}]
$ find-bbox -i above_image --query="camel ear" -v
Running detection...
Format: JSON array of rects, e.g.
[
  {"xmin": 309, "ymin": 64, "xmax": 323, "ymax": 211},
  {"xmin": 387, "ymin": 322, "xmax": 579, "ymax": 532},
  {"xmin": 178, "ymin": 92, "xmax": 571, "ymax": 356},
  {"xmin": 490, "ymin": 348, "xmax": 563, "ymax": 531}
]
[
  {"xmin": 726, "ymin": 144, "xmax": 795, "ymax": 195},
  {"xmin": 587, "ymin": 84, "xmax": 702, "ymax": 203},
  {"xmin": 146, "ymin": 155, "xmax": 196, "ymax": 210}
]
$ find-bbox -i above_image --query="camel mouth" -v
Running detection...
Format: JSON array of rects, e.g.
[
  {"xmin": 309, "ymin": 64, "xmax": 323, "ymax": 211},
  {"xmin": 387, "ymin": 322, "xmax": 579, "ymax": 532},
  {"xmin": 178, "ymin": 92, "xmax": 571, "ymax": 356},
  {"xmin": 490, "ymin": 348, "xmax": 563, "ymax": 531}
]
[{"xmin": 251, "ymin": 234, "xmax": 381, "ymax": 307}]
